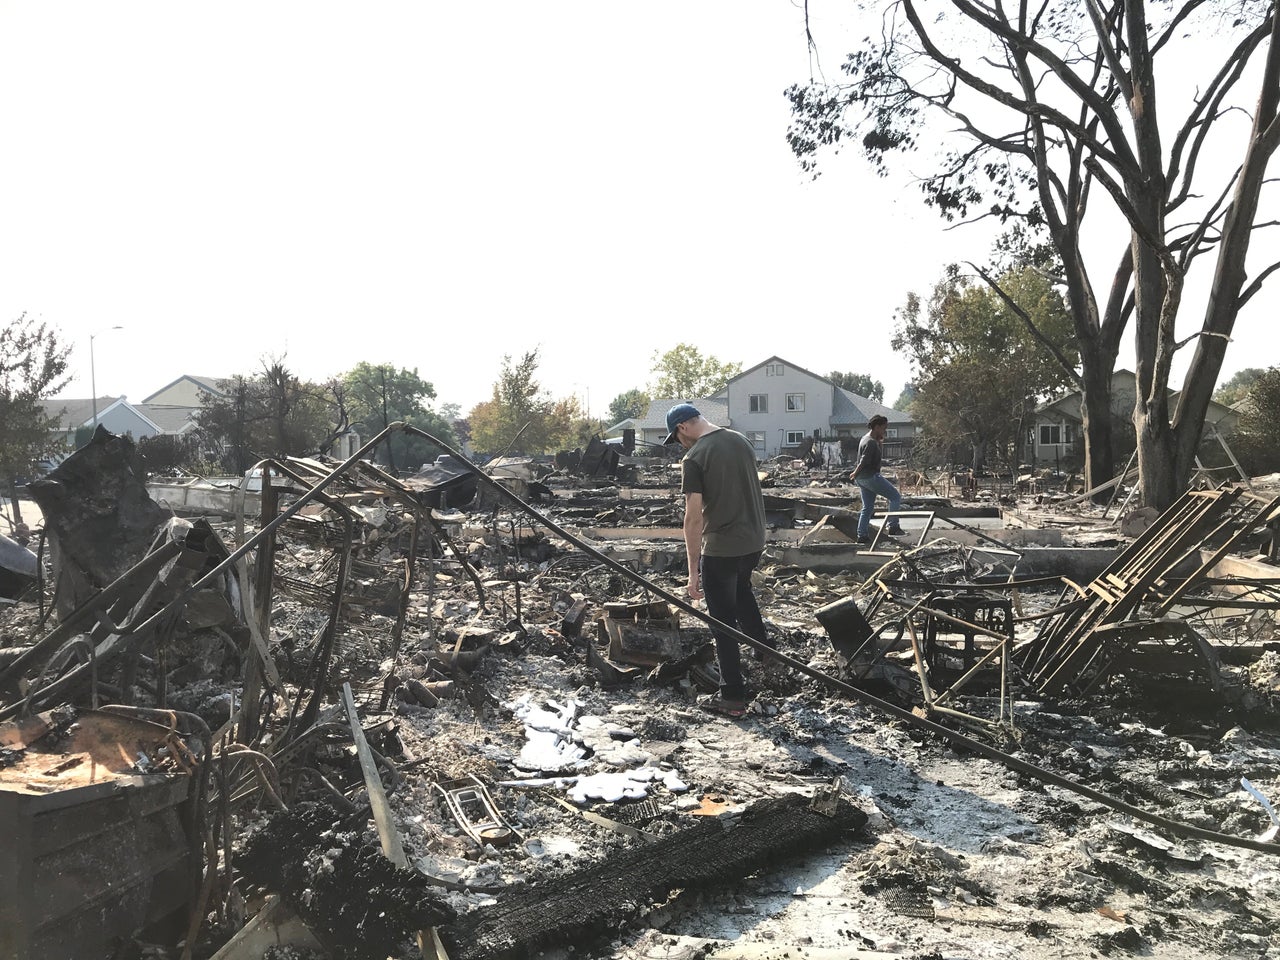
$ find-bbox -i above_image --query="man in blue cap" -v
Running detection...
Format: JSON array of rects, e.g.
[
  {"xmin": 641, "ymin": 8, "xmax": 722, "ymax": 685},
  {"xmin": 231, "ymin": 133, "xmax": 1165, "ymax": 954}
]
[{"xmin": 664, "ymin": 402, "xmax": 773, "ymax": 718}]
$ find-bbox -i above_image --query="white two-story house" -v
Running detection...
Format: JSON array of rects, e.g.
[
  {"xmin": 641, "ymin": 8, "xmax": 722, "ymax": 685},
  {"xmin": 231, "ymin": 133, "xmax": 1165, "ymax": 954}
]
[
  {"xmin": 726, "ymin": 356, "xmax": 914, "ymax": 459},
  {"xmin": 607, "ymin": 356, "xmax": 914, "ymax": 460}
]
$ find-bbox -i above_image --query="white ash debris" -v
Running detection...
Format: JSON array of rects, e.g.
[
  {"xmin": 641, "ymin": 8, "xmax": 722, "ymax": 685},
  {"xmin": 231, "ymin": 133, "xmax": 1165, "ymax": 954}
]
[{"xmin": 504, "ymin": 694, "xmax": 689, "ymax": 803}]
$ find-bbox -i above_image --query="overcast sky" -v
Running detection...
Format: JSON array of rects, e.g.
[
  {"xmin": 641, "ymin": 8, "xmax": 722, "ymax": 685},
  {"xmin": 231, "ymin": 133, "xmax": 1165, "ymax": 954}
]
[{"xmin": 2, "ymin": 2, "xmax": 1274, "ymax": 422}]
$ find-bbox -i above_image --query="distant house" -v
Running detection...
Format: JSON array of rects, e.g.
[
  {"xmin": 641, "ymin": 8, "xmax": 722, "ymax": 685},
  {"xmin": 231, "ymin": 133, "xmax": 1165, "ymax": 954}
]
[
  {"xmin": 727, "ymin": 356, "xmax": 914, "ymax": 459},
  {"xmin": 135, "ymin": 375, "xmax": 230, "ymax": 439},
  {"xmin": 609, "ymin": 397, "xmax": 730, "ymax": 452},
  {"xmin": 1031, "ymin": 369, "xmax": 1241, "ymax": 466},
  {"xmin": 40, "ymin": 375, "xmax": 229, "ymax": 458},
  {"xmin": 39, "ymin": 396, "xmax": 164, "ymax": 451},
  {"xmin": 141, "ymin": 374, "xmax": 229, "ymax": 408},
  {"xmin": 605, "ymin": 356, "xmax": 914, "ymax": 460}
]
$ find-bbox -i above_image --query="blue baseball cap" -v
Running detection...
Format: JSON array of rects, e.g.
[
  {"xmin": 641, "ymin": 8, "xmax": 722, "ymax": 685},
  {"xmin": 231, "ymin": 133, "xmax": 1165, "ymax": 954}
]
[{"xmin": 663, "ymin": 403, "xmax": 701, "ymax": 445}]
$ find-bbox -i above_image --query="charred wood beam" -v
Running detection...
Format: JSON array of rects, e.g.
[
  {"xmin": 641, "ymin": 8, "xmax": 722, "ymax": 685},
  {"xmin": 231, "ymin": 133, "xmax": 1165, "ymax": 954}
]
[
  {"xmin": 238, "ymin": 467, "xmax": 278, "ymax": 745},
  {"xmin": 444, "ymin": 792, "xmax": 867, "ymax": 960},
  {"xmin": 293, "ymin": 512, "xmax": 354, "ymax": 736}
]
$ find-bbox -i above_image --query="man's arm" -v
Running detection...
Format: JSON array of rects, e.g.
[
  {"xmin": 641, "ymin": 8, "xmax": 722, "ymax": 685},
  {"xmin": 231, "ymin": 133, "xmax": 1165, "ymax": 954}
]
[
  {"xmin": 683, "ymin": 492, "xmax": 704, "ymax": 600},
  {"xmin": 850, "ymin": 445, "xmax": 867, "ymax": 479}
]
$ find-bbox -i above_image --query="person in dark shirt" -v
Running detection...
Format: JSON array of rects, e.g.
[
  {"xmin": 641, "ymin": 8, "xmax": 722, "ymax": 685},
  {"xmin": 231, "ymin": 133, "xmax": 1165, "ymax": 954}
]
[
  {"xmin": 850, "ymin": 414, "xmax": 904, "ymax": 543},
  {"xmin": 665, "ymin": 402, "xmax": 773, "ymax": 718}
]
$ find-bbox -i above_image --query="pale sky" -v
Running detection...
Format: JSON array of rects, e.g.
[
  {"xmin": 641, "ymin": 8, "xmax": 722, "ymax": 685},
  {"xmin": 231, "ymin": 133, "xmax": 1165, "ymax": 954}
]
[{"xmin": 2, "ymin": 2, "xmax": 1275, "ymax": 423}]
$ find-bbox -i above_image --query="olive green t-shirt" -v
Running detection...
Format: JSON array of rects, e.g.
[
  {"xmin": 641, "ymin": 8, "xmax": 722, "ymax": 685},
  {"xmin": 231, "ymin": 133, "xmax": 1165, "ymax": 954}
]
[{"xmin": 680, "ymin": 428, "xmax": 767, "ymax": 557}]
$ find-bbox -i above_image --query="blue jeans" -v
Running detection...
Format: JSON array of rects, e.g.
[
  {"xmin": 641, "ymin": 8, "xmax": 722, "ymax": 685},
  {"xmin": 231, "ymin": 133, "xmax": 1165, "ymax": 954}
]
[
  {"xmin": 701, "ymin": 551, "xmax": 771, "ymax": 701},
  {"xmin": 856, "ymin": 474, "xmax": 902, "ymax": 539}
]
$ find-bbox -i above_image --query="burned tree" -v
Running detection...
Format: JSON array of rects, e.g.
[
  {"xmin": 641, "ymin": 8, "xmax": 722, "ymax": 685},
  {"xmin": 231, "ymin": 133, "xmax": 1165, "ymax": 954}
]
[
  {"xmin": 788, "ymin": 1, "xmax": 1280, "ymax": 508},
  {"xmin": 195, "ymin": 360, "xmax": 333, "ymax": 471}
]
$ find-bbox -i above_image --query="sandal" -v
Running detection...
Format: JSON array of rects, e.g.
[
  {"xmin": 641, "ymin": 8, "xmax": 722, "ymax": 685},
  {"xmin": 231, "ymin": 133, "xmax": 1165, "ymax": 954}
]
[{"xmin": 699, "ymin": 695, "xmax": 746, "ymax": 719}]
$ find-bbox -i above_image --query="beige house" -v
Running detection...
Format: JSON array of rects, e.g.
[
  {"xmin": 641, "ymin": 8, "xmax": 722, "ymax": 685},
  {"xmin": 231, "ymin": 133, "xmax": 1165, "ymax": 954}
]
[
  {"xmin": 134, "ymin": 375, "xmax": 229, "ymax": 439},
  {"xmin": 141, "ymin": 375, "xmax": 229, "ymax": 407}
]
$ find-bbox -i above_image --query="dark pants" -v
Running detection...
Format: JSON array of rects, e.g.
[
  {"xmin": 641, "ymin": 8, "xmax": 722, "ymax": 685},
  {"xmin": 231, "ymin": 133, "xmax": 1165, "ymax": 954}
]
[{"xmin": 701, "ymin": 551, "xmax": 771, "ymax": 701}]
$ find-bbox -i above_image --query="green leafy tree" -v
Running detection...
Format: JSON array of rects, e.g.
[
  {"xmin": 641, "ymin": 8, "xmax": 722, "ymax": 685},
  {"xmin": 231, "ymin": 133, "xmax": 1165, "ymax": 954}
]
[
  {"xmin": 607, "ymin": 388, "xmax": 650, "ymax": 425},
  {"xmin": 341, "ymin": 362, "xmax": 455, "ymax": 472},
  {"xmin": 138, "ymin": 434, "xmax": 200, "ymax": 475},
  {"xmin": 554, "ymin": 396, "xmax": 604, "ymax": 450},
  {"xmin": 437, "ymin": 402, "xmax": 471, "ymax": 450},
  {"xmin": 649, "ymin": 344, "xmax": 741, "ymax": 398},
  {"xmin": 467, "ymin": 349, "xmax": 567, "ymax": 455},
  {"xmin": 1214, "ymin": 368, "xmax": 1267, "ymax": 409},
  {"xmin": 895, "ymin": 265, "xmax": 1077, "ymax": 472},
  {"xmin": 827, "ymin": 371, "xmax": 884, "ymax": 403},
  {"xmin": 195, "ymin": 359, "xmax": 332, "ymax": 472},
  {"xmin": 893, "ymin": 383, "xmax": 917, "ymax": 413},
  {"xmin": 1230, "ymin": 368, "xmax": 1280, "ymax": 475},
  {"xmin": 788, "ymin": 2, "xmax": 1280, "ymax": 507},
  {"xmin": 0, "ymin": 314, "xmax": 70, "ymax": 521}
]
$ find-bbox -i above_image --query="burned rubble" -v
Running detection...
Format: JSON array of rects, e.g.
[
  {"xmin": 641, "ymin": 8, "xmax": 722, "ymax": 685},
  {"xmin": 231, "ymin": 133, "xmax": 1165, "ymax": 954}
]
[{"xmin": 3, "ymin": 426, "xmax": 1280, "ymax": 959}]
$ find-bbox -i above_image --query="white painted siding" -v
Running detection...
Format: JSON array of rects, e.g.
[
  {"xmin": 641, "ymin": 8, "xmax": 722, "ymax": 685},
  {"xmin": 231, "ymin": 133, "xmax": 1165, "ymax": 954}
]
[{"xmin": 727, "ymin": 361, "xmax": 833, "ymax": 458}]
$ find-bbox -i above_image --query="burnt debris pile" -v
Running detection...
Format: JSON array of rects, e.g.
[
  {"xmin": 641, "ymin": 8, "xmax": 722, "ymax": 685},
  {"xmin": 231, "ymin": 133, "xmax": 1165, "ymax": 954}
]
[{"xmin": 2, "ymin": 428, "xmax": 1280, "ymax": 959}]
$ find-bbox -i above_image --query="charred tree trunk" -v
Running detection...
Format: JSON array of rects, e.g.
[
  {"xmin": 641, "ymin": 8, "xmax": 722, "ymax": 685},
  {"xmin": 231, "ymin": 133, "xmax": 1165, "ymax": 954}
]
[
  {"xmin": 1171, "ymin": 9, "xmax": 1280, "ymax": 488},
  {"xmin": 1078, "ymin": 362, "xmax": 1117, "ymax": 500},
  {"xmin": 1127, "ymin": 4, "xmax": 1184, "ymax": 512}
]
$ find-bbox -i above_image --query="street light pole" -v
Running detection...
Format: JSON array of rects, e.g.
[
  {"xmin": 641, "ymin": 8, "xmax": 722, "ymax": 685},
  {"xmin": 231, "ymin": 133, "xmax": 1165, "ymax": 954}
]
[{"xmin": 90, "ymin": 325, "xmax": 124, "ymax": 430}]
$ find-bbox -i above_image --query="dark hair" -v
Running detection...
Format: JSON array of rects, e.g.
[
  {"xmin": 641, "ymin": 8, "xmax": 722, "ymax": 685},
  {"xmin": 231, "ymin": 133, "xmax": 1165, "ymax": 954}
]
[{"xmin": 868, "ymin": 415, "xmax": 888, "ymax": 429}]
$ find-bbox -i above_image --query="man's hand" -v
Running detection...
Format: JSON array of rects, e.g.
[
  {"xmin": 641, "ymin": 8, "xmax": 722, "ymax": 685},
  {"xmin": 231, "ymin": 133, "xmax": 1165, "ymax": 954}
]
[{"xmin": 686, "ymin": 574, "xmax": 703, "ymax": 601}]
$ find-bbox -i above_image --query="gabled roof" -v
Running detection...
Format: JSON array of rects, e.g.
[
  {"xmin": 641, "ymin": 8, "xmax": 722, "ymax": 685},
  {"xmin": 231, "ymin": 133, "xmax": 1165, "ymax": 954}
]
[
  {"xmin": 732, "ymin": 355, "xmax": 831, "ymax": 385},
  {"xmin": 1035, "ymin": 369, "xmax": 1236, "ymax": 426},
  {"xmin": 40, "ymin": 397, "xmax": 123, "ymax": 431},
  {"xmin": 607, "ymin": 397, "xmax": 730, "ymax": 434},
  {"xmin": 1036, "ymin": 370, "xmax": 1137, "ymax": 416},
  {"xmin": 141, "ymin": 374, "xmax": 229, "ymax": 404},
  {"xmin": 39, "ymin": 397, "xmax": 163, "ymax": 433},
  {"xmin": 136, "ymin": 403, "xmax": 201, "ymax": 434},
  {"xmin": 832, "ymin": 387, "xmax": 913, "ymax": 425},
  {"xmin": 729, "ymin": 355, "xmax": 912, "ymax": 425}
]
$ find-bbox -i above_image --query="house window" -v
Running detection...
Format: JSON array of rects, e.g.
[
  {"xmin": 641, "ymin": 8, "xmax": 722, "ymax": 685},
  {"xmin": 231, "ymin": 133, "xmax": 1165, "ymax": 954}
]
[
  {"xmin": 748, "ymin": 431, "xmax": 766, "ymax": 452},
  {"xmin": 1064, "ymin": 423, "xmax": 1076, "ymax": 443},
  {"xmin": 1039, "ymin": 424, "xmax": 1062, "ymax": 445},
  {"xmin": 785, "ymin": 393, "xmax": 805, "ymax": 412},
  {"xmin": 749, "ymin": 394, "xmax": 768, "ymax": 413},
  {"xmin": 765, "ymin": 363, "xmax": 784, "ymax": 376},
  {"xmin": 786, "ymin": 430, "xmax": 806, "ymax": 445},
  {"xmin": 886, "ymin": 428, "xmax": 898, "ymax": 438}
]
